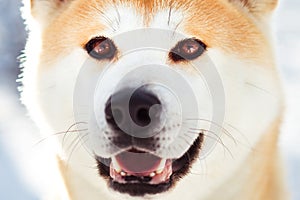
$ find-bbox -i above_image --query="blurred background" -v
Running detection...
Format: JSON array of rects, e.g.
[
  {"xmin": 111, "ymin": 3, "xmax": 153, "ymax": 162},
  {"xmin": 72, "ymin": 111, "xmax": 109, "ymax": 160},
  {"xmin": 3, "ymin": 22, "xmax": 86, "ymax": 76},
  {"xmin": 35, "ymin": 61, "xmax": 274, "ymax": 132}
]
[{"xmin": 0, "ymin": 0, "xmax": 299, "ymax": 199}]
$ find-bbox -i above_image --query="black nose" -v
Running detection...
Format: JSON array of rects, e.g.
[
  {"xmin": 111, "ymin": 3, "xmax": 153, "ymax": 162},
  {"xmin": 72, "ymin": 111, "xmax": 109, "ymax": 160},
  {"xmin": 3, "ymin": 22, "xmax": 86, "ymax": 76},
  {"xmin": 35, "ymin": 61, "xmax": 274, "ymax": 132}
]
[{"xmin": 105, "ymin": 88, "xmax": 161, "ymax": 131}]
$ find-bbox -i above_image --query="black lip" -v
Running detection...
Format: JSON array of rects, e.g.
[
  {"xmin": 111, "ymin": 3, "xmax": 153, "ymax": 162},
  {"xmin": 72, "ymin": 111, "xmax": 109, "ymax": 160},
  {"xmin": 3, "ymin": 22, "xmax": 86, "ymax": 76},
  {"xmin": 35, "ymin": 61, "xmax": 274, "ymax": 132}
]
[{"xmin": 96, "ymin": 134, "xmax": 203, "ymax": 196}]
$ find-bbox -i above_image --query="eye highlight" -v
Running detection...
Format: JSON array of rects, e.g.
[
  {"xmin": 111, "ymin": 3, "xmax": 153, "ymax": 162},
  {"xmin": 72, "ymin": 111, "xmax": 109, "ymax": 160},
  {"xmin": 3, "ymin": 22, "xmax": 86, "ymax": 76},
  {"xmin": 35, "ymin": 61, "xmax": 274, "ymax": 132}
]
[
  {"xmin": 169, "ymin": 38, "xmax": 206, "ymax": 62},
  {"xmin": 85, "ymin": 36, "xmax": 117, "ymax": 60}
]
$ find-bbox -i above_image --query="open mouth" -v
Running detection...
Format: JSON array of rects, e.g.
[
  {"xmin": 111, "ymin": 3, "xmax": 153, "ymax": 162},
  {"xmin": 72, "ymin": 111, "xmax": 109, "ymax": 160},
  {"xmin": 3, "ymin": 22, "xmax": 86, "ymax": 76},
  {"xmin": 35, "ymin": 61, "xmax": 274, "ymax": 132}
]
[{"xmin": 96, "ymin": 135, "xmax": 203, "ymax": 196}]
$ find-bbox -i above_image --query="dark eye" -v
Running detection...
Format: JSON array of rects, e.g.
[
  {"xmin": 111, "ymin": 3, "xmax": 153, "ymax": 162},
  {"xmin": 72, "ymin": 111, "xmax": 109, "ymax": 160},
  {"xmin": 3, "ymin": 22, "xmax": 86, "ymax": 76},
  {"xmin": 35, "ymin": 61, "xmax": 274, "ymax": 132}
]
[
  {"xmin": 169, "ymin": 38, "xmax": 206, "ymax": 62},
  {"xmin": 85, "ymin": 36, "xmax": 117, "ymax": 60}
]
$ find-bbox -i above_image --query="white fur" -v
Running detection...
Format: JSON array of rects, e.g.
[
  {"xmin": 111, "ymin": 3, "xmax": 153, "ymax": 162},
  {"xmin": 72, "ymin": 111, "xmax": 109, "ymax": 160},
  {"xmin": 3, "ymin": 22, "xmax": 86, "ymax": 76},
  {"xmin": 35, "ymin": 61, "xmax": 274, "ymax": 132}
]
[{"xmin": 20, "ymin": 3, "xmax": 282, "ymax": 200}]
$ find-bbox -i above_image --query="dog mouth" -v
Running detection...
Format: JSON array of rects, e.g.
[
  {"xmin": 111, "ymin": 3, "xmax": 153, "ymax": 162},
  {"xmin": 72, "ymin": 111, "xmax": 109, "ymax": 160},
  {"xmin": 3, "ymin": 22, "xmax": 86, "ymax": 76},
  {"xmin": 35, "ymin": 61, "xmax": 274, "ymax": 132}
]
[
  {"xmin": 96, "ymin": 135, "xmax": 203, "ymax": 196},
  {"xmin": 110, "ymin": 150, "xmax": 175, "ymax": 186}
]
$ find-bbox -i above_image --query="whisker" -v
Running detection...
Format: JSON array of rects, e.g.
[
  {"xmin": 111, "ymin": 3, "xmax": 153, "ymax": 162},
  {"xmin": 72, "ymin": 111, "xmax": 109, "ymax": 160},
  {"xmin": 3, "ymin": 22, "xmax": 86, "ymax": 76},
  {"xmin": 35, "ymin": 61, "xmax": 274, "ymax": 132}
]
[
  {"xmin": 185, "ymin": 131, "xmax": 234, "ymax": 158},
  {"xmin": 183, "ymin": 119, "xmax": 237, "ymax": 145},
  {"xmin": 34, "ymin": 128, "xmax": 87, "ymax": 147},
  {"xmin": 66, "ymin": 134, "xmax": 82, "ymax": 152},
  {"xmin": 172, "ymin": 15, "xmax": 184, "ymax": 37},
  {"xmin": 62, "ymin": 122, "xmax": 88, "ymax": 147},
  {"xmin": 223, "ymin": 122, "xmax": 252, "ymax": 148},
  {"xmin": 79, "ymin": 134, "xmax": 96, "ymax": 160},
  {"xmin": 245, "ymin": 82, "xmax": 273, "ymax": 96},
  {"xmin": 167, "ymin": 2, "xmax": 173, "ymax": 26},
  {"xmin": 66, "ymin": 133, "xmax": 90, "ymax": 167},
  {"xmin": 178, "ymin": 135, "xmax": 194, "ymax": 147},
  {"xmin": 189, "ymin": 119, "xmax": 252, "ymax": 150},
  {"xmin": 94, "ymin": 7, "xmax": 117, "ymax": 32},
  {"xmin": 113, "ymin": 1, "xmax": 121, "ymax": 26},
  {"xmin": 187, "ymin": 130, "xmax": 223, "ymax": 148}
]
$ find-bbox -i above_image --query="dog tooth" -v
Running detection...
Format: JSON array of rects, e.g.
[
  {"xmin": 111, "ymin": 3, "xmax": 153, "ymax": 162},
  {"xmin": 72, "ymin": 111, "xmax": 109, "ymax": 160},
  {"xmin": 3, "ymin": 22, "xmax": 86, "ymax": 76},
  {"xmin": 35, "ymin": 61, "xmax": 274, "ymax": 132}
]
[
  {"xmin": 156, "ymin": 168, "xmax": 163, "ymax": 174},
  {"xmin": 120, "ymin": 171, "xmax": 127, "ymax": 176},
  {"xmin": 157, "ymin": 159, "xmax": 166, "ymax": 170},
  {"xmin": 111, "ymin": 157, "xmax": 121, "ymax": 172},
  {"xmin": 149, "ymin": 172, "xmax": 156, "ymax": 177}
]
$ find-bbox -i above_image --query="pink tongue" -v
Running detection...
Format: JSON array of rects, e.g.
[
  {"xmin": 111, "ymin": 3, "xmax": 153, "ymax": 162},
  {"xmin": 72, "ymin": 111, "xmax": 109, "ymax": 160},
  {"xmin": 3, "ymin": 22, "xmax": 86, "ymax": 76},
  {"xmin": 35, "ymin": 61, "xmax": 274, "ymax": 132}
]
[{"xmin": 115, "ymin": 151, "xmax": 162, "ymax": 175}]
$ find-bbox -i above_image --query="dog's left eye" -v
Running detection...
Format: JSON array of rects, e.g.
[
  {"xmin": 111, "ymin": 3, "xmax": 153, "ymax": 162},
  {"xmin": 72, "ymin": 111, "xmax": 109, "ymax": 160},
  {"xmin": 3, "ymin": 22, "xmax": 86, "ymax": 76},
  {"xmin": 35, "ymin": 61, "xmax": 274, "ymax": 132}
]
[
  {"xmin": 85, "ymin": 36, "xmax": 117, "ymax": 60},
  {"xmin": 169, "ymin": 38, "xmax": 206, "ymax": 62}
]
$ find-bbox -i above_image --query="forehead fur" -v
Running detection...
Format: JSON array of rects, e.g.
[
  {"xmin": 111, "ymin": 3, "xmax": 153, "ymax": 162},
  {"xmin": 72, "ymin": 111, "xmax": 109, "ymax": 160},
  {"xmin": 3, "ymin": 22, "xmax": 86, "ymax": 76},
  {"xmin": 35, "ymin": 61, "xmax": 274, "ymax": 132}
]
[{"xmin": 37, "ymin": 0, "xmax": 273, "ymax": 65}]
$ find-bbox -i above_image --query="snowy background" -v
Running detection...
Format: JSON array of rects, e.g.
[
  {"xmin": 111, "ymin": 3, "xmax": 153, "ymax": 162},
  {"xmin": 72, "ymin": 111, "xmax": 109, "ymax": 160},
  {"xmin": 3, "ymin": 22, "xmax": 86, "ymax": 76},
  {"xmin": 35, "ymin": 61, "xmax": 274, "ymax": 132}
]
[{"xmin": 0, "ymin": 0, "xmax": 299, "ymax": 199}]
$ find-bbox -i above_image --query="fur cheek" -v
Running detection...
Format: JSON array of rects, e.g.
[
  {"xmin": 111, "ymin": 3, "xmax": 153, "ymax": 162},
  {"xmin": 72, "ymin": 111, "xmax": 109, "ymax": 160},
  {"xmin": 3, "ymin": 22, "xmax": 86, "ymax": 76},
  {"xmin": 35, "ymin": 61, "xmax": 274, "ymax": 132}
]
[
  {"xmin": 35, "ymin": 49, "xmax": 88, "ymax": 132},
  {"xmin": 205, "ymin": 49, "xmax": 282, "ymax": 160}
]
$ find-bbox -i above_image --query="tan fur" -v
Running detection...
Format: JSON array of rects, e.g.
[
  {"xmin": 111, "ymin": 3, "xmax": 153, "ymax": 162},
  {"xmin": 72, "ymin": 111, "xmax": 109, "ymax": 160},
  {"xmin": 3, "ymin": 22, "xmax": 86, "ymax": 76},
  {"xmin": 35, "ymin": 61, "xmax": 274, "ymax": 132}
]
[
  {"xmin": 32, "ymin": 0, "xmax": 274, "ymax": 67},
  {"xmin": 246, "ymin": 117, "xmax": 286, "ymax": 200},
  {"xmin": 57, "ymin": 157, "xmax": 72, "ymax": 200}
]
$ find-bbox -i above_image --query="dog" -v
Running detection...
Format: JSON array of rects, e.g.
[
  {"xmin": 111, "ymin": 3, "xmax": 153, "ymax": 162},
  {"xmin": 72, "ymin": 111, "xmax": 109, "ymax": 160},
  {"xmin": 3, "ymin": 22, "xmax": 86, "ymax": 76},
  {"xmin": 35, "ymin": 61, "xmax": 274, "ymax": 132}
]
[{"xmin": 20, "ymin": 0, "xmax": 287, "ymax": 199}]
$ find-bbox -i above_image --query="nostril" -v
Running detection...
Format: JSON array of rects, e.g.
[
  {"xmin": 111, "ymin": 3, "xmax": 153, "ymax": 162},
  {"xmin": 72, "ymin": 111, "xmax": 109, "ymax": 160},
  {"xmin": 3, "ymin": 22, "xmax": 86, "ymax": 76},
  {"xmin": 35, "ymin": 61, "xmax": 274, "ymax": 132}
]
[
  {"xmin": 129, "ymin": 90, "xmax": 161, "ymax": 128},
  {"xmin": 105, "ymin": 104, "xmax": 124, "ymax": 130},
  {"xmin": 105, "ymin": 88, "xmax": 162, "ymax": 132},
  {"xmin": 135, "ymin": 107, "xmax": 151, "ymax": 127}
]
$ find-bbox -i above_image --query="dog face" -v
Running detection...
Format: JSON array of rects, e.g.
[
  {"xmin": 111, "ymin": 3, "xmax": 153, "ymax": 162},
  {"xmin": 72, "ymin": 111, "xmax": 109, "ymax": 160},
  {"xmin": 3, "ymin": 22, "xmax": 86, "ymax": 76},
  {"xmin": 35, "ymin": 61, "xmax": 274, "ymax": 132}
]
[{"xmin": 22, "ymin": 0, "xmax": 282, "ymax": 198}]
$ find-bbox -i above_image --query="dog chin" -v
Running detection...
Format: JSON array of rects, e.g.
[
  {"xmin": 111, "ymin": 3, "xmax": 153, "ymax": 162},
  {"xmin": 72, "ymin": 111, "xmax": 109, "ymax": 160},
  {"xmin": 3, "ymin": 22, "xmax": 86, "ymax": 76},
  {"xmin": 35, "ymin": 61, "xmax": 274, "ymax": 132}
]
[{"xmin": 96, "ymin": 135, "xmax": 203, "ymax": 197}]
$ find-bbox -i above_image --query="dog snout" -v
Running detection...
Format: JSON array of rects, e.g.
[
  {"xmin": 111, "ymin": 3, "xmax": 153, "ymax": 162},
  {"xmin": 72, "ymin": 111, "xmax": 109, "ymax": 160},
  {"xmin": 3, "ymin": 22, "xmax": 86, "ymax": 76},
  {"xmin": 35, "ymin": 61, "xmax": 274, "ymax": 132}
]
[{"xmin": 105, "ymin": 88, "xmax": 162, "ymax": 136}]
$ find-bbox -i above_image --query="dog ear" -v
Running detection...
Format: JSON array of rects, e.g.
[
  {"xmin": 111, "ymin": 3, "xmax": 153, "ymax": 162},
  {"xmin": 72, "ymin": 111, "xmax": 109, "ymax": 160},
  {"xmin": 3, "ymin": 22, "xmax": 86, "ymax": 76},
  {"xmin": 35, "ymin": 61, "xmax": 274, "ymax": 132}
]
[
  {"xmin": 229, "ymin": 0, "xmax": 278, "ymax": 17},
  {"xmin": 30, "ymin": 0, "xmax": 71, "ymax": 8},
  {"xmin": 30, "ymin": 0, "xmax": 73, "ymax": 22}
]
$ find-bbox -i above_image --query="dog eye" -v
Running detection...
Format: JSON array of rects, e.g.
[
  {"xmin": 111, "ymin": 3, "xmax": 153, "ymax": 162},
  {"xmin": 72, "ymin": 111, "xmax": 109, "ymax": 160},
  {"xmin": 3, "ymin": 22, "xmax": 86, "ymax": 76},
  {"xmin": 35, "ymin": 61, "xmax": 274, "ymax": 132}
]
[
  {"xmin": 85, "ymin": 37, "xmax": 117, "ymax": 60},
  {"xmin": 169, "ymin": 38, "xmax": 206, "ymax": 62}
]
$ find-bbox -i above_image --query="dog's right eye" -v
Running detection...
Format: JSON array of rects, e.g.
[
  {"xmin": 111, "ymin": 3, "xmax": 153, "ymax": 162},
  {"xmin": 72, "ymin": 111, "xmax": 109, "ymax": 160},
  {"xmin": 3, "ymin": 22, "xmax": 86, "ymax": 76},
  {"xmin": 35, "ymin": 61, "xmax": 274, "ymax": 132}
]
[{"xmin": 85, "ymin": 37, "xmax": 117, "ymax": 60}]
